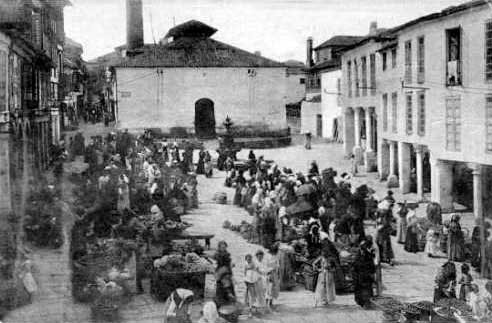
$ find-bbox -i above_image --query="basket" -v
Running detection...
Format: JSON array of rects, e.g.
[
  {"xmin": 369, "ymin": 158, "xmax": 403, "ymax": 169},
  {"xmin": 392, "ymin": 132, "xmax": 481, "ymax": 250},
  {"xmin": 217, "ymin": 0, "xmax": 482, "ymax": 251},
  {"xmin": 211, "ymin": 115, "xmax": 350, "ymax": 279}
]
[{"xmin": 150, "ymin": 269, "xmax": 206, "ymax": 301}]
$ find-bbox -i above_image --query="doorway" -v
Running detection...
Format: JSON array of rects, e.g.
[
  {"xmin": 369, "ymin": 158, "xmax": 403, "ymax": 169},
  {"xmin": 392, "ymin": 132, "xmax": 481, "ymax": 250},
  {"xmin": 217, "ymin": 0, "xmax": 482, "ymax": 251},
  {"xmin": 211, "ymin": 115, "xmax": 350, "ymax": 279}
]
[{"xmin": 194, "ymin": 98, "xmax": 216, "ymax": 138}]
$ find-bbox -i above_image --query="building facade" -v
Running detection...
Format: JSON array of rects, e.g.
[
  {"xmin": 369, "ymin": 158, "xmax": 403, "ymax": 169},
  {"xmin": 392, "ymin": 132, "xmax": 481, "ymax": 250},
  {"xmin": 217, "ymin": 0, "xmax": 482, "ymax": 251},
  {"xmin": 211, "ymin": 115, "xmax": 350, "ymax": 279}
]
[
  {"xmin": 62, "ymin": 37, "xmax": 86, "ymax": 128},
  {"xmin": 341, "ymin": 0, "xmax": 492, "ymax": 228},
  {"xmin": 341, "ymin": 23, "xmax": 386, "ymax": 172},
  {"xmin": 302, "ymin": 35, "xmax": 362, "ymax": 140},
  {"xmin": 110, "ymin": 8, "xmax": 290, "ymax": 136}
]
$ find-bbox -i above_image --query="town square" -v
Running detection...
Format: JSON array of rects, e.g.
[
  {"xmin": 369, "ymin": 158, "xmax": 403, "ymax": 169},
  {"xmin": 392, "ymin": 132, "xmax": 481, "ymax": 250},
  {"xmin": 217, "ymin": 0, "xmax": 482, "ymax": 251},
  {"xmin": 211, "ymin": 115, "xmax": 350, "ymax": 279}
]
[{"xmin": 1, "ymin": 1, "xmax": 492, "ymax": 322}]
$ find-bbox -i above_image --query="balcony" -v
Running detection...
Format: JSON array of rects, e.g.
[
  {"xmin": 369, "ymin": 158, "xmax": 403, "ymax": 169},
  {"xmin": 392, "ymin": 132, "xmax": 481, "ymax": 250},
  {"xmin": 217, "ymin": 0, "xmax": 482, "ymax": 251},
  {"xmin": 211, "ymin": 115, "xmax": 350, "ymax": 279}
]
[
  {"xmin": 0, "ymin": 1, "xmax": 31, "ymax": 31},
  {"xmin": 446, "ymin": 60, "xmax": 462, "ymax": 86}
]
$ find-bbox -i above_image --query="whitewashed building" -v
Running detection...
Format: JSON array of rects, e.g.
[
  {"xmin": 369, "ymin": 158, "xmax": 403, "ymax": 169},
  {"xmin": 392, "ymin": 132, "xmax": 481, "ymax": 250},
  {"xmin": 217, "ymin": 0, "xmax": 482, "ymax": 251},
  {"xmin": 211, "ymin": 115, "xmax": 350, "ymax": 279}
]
[
  {"xmin": 302, "ymin": 35, "xmax": 363, "ymax": 140},
  {"xmin": 112, "ymin": 13, "xmax": 289, "ymax": 137}
]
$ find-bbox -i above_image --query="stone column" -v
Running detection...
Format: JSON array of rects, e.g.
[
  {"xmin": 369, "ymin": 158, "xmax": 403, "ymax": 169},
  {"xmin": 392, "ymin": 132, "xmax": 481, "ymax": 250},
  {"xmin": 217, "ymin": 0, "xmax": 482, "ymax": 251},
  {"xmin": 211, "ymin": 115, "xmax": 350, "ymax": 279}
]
[
  {"xmin": 353, "ymin": 107, "xmax": 363, "ymax": 165},
  {"xmin": 430, "ymin": 157, "xmax": 454, "ymax": 212},
  {"xmin": 415, "ymin": 145, "xmax": 424, "ymax": 200},
  {"xmin": 398, "ymin": 141, "xmax": 411, "ymax": 193},
  {"xmin": 364, "ymin": 107, "xmax": 377, "ymax": 172},
  {"xmin": 378, "ymin": 139, "xmax": 390, "ymax": 180},
  {"xmin": 387, "ymin": 141, "xmax": 399, "ymax": 187},
  {"xmin": 343, "ymin": 108, "xmax": 355, "ymax": 156},
  {"xmin": 469, "ymin": 163, "xmax": 486, "ymax": 276}
]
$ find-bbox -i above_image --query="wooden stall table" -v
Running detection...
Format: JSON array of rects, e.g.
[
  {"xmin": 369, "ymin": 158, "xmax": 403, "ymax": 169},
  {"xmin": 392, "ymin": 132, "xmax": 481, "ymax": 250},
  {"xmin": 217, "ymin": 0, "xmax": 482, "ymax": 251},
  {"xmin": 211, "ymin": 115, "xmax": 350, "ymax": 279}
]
[{"xmin": 169, "ymin": 233, "xmax": 215, "ymax": 250}]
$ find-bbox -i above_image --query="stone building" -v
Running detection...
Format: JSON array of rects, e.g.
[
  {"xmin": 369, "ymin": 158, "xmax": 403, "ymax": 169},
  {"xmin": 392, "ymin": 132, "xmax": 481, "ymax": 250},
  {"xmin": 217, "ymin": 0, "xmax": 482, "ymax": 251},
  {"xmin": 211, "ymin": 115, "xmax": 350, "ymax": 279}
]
[
  {"xmin": 341, "ymin": 0, "xmax": 492, "ymax": 222},
  {"xmin": 62, "ymin": 37, "xmax": 86, "ymax": 128},
  {"xmin": 0, "ymin": 0, "xmax": 69, "ymax": 165},
  {"xmin": 106, "ymin": 1, "xmax": 291, "ymax": 137},
  {"xmin": 302, "ymin": 35, "xmax": 363, "ymax": 140},
  {"xmin": 341, "ymin": 22, "xmax": 388, "ymax": 172}
]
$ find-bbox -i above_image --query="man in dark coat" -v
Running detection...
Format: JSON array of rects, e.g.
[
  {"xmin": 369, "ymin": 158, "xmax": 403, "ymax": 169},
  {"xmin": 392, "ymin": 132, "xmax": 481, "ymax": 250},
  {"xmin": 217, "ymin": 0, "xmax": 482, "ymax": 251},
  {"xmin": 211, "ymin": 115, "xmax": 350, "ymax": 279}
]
[{"xmin": 353, "ymin": 238, "xmax": 376, "ymax": 308}]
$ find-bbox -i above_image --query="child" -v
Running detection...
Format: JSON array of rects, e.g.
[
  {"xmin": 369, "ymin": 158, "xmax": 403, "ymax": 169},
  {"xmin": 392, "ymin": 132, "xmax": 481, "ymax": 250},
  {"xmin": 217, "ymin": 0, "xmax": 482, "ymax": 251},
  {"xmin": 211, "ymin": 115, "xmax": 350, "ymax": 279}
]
[
  {"xmin": 312, "ymin": 251, "xmax": 336, "ymax": 307},
  {"xmin": 425, "ymin": 228, "xmax": 440, "ymax": 258},
  {"xmin": 468, "ymin": 284, "xmax": 487, "ymax": 320},
  {"xmin": 244, "ymin": 254, "xmax": 259, "ymax": 317},
  {"xmin": 459, "ymin": 263, "xmax": 473, "ymax": 301}
]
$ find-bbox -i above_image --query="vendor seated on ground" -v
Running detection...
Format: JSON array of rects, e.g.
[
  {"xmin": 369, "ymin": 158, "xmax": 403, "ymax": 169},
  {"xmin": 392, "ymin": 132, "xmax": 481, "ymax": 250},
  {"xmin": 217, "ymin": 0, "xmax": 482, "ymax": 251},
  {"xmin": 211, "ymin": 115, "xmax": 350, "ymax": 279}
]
[{"xmin": 163, "ymin": 289, "xmax": 194, "ymax": 323}]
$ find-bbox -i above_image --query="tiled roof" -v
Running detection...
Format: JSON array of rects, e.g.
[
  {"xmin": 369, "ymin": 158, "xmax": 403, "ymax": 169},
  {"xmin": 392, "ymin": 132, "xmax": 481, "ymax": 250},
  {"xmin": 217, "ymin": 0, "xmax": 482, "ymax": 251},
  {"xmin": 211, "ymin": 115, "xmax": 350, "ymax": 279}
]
[
  {"xmin": 314, "ymin": 35, "xmax": 365, "ymax": 50},
  {"xmin": 309, "ymin": 59, "xmax": 341, "ymax": 71},
  {"xmin": 165, "ymin": 20, "xmax": 217, "ymax": 39},
  {"xmin": 114, "ymin": 37, "xmax": 284, "ymax": 68}
]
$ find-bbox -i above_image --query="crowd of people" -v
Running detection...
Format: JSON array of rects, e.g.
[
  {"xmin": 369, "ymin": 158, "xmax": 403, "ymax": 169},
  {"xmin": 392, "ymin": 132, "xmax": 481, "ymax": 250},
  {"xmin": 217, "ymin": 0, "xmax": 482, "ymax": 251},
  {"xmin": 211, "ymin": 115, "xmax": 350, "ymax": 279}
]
[{"xmin": 59, "ymin": 127, "xmax": 492, "ymax": 322}]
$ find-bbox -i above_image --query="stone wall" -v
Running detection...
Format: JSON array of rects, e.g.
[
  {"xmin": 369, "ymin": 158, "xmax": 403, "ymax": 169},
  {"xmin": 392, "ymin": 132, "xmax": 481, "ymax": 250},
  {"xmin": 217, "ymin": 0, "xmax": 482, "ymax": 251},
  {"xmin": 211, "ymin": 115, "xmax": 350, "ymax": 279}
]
[{"xmin": 115, "ymin": 67, "xmax": 288, "ymax": 132}]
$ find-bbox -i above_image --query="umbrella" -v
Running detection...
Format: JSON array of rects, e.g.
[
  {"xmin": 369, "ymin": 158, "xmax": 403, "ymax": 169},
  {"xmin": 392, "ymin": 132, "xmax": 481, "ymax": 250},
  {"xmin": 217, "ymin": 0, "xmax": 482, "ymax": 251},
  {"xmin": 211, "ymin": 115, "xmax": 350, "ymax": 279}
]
[
  {"xmin": 296, "ymin": 184, "xmax": 315, "ymax": 196},
  {"xmin": 286, "ymin": 199, "xmax": 314, "ymax": 218}
]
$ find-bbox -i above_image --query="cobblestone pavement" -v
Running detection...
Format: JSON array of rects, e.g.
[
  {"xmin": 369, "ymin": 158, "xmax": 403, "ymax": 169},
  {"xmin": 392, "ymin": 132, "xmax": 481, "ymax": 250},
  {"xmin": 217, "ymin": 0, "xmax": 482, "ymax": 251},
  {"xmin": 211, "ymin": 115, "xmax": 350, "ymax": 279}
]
[{"xmin": 4, "ymin": 124, "xmax": 486, "ymax": 322}]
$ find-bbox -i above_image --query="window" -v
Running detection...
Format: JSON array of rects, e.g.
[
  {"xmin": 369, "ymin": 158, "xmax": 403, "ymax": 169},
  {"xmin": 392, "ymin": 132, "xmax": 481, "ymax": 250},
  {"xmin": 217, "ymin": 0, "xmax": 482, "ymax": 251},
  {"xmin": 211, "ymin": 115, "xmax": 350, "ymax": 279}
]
[
  {"xmin": 354, "ymin": 59, "xmax": 360, "ymax": 97},
  {"xmin": 382, "ymin": 52, "xmax": 387, "ymax": 71},
  {"xmin": 417, "ymin": 91, "xmax": 426, "ymax": 136},
  {"xmin": 300, "ymin": 78, "xmax": 305, "ymax": 84},
  {"xmin": 370, "ymin": 54, "xmax": 376, "ymax": 95},
  {"xmin": 316, "ymin": 78, "xmax": 321, "ymax": 88},
  {"xmin": 0, "ymin": 51, "xmax": 6, "ymax": 112},
  {"xmin": 486, "ymin": 95, "xmax": 492, "ymax": 152},
  {"xmin": 391, "ymin": 92, "xmax": 398, "ymax": 133},
  {"xmin": 417, "ymin": 36, "xmax": 425, "ymax": 84},
  {"xmin": 446, "ymin": 96, "xmax": 461, "ymax": 151},
  {"xmin": 446, "ymin": 28, "xmax": 462, "ymax": 86},
  {"xmin": 347, "ymin": 61, "xmax": 352, "ymax": 98},
  {"xmin": 391, "ymin": 48, "xmax": 397, "ymax": 68},
  {"xmin": 486, "ymin": 21, "xmax": 492, "ymax": 81},
  {"xmin": 404, "ymin": 40, "xmax": 412, "ymax": 84},
  {"xmin": 361, "ymin": 56, "xmax": 367, "ymax": 96},
  {"xmin": 405, "ymin": 92, "xmax": 413, "ymax": 135},
  {"xmin": 382, "ymin": 93, "xmax": 388, "ymax": 131}
]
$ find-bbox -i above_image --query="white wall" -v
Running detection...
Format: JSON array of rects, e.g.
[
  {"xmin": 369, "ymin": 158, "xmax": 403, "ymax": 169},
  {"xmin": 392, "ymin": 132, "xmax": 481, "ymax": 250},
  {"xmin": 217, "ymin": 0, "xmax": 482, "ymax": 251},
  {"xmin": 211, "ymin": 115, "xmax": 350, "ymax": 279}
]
[
  {"xmin": 300, "ymin": 101, "xmax": 321, "ymax": 136},
  {"xmin": 382, "ymin": 6, "xmax": 492, "ymax": 166},
  {"xmin": 285, "ymin": 72, "xmax": 306, "ymax": 104},
  {"xmin": 321, "ymin": 69, "xmax": 342, "ymax": 138},
  {"xmin": 115, "ymin": 67, "xmax": 288, "ymax": 131}
]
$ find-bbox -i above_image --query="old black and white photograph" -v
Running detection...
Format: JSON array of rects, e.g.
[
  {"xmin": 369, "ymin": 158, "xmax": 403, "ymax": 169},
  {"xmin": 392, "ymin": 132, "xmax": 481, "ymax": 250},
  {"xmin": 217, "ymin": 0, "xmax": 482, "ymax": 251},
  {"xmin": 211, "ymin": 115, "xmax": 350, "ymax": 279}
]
[{"xmin": 2, "ymin": 0, "xmax": 492, "ymax": 322}]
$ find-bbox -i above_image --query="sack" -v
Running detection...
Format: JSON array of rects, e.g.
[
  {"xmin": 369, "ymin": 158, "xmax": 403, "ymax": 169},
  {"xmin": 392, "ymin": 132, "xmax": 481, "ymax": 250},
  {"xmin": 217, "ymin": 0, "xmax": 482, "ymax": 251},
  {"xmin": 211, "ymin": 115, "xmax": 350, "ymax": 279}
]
[{"xmin": 22, "ymin": 272, "xmax": 38, "ymax": 294}]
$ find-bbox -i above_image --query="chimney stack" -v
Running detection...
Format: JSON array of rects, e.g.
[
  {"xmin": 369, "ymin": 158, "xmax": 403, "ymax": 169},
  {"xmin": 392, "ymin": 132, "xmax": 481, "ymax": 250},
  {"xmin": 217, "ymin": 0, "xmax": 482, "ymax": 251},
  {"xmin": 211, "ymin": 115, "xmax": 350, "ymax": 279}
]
[
  {"xmin": 369, "ymin": 21, "xmax": 378, "ymax": 36},
  {"xmin": 306, "ymin": 37, "xmax": 313, "ymax": 68},
  {"xmin": 126, "ymin": 0, "xmax": 144, "ymax": 51}
]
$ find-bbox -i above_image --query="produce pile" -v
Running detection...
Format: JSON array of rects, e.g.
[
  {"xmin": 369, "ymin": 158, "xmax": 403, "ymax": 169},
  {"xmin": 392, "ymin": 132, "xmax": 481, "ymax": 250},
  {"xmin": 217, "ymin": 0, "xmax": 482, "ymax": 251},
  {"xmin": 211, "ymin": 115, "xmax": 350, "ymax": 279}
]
[
  {"xmin": 411, "ymin": 300, "xmax": 434, "ymax": 312},
  {"xmin": 371, "ymin": 296, "xmax": 405, "ymax": 313},
  {"xmin": 23, "ymin": 186, "xmax": 64, "ymax": 249},
  {"xmin": 435, "ymin": 298, "xmax": 472, "ymax": 319},
  {"xmin": 153, "ymin": 253, "xmax": 214, "ymax": 273}
]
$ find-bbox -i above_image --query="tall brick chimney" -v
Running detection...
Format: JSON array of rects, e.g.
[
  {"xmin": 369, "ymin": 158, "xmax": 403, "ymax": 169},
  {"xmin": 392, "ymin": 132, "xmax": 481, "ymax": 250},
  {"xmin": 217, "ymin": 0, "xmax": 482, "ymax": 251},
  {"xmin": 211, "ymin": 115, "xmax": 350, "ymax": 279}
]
[
  {"xmin": 306, "ymin": 37, "xmax": 313, "ymax": 68},
  {"xmin": 126, "ymin": 0, "xmax": 144, "ymax": 51},
  {"xmin": 369, "ymin": 21, "xmax": 378, "ymax": 36}
]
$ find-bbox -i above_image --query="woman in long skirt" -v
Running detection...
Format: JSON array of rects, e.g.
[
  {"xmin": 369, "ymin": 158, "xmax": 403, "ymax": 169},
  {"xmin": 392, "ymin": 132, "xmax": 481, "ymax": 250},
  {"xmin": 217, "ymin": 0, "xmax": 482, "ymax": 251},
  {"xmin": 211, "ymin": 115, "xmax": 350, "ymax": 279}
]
[
  {"xmin": 312, "ymin": 252, "xmax": 336, "ymax": 307},
  {"xmin": 266, "ymin": 244, "xmax": 281, "ymax": 310},
  {"xmin": 254, "ymin": 250, "xmax": 267, "ymax": 309},
  {"xmin": 448, "ymin": 214, "xmax": 465, "ymax": 262},
  {"xmin": 396, "ymin": 203, "xmax": 408, "ymax": 244}
]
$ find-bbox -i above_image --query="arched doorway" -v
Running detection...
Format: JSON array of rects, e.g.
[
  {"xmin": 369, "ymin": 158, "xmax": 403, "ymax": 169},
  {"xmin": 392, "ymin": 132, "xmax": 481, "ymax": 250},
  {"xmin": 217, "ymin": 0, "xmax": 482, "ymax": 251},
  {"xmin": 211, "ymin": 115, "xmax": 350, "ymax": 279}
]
[{"xmin": 194, "ymin": 98, "xmax": 216, "ymax": 138}]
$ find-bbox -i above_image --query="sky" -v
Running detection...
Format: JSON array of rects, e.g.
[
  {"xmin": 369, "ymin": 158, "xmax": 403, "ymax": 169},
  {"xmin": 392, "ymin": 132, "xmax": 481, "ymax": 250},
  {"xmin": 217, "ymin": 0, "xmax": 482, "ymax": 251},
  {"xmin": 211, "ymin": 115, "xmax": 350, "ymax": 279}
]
[{"xmin": 65, "ymin": 0, "xmax": 471, "ymax": 62}]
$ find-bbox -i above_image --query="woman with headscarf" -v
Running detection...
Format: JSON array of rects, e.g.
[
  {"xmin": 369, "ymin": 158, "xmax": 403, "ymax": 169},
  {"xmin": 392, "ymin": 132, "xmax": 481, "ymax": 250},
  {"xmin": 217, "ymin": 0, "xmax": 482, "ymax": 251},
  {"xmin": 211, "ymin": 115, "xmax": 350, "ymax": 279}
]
[
  {"xmin": 204, "ymin": 151, "xmax": 213, "ymax": 178},
  {"xmin": 162, "ymin": 289, "xmax": 194, "ymax": 323},
  {"xmin": 251, "ymin": 188, "xmax": 265, "ymax": 245},
  {"xmin": 433, "ymin": 261, "xmax": 457, "ymax": 303},
  {"xmin": 396, "ymin": 202, "xmax": 409, "ymax": 244},
  {"xmin": 448, "ymin": 214, "xmax": 465, "ymax": 262},
  {"xmin": 352, "ymin": 238, "xmax": 376, "ymax": 308},
  {"xmin": 261, "ymin": 192, "xmax": 278, "ymax": 248},
  {"xmin": 404, "ymin": 208, "xmax": 420, "ymax": 253},
  {"xmin": 214, "ymin": 241, "xmax": 236, "ymax": 308},
  {"xmin": 376, "ymin": 217, "xmax": 394, "ymax": 266},
  {"xmin": 254, "ymin": 250, "xmax": 267, "ymax": 310},
  {"xmin": 198, "ymin": 302, "xmax": 228, "ymax": 323},
  {"xmin": 196, "ymin": 148, "xmax": 206, "ymax": 175},
  {"xmin": 305, "ymin": 223, "xmax": 323, "ymax": 259}
]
